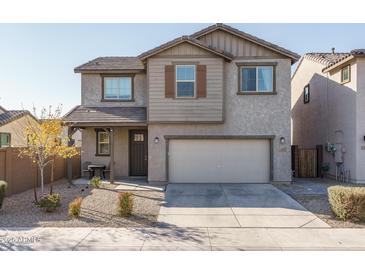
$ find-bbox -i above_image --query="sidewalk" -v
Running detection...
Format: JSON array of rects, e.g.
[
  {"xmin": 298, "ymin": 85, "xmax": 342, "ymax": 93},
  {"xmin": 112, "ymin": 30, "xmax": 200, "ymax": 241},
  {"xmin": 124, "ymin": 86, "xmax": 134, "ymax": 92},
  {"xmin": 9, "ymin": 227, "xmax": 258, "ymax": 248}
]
[{"xmin": 1, "ymin": 227, "xmax": 365, "ymax": 251}]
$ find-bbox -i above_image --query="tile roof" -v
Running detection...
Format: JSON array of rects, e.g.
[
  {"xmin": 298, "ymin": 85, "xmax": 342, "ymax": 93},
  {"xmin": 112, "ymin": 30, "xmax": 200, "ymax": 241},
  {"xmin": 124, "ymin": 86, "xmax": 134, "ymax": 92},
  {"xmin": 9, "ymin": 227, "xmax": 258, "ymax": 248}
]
[
  {"xmin": 304, "ymin": 52, "xmax": 352, "ymax": 66},
  {"xmin": 64, "ymin": 106, "xmax": 147, "ymax": 125},
  {"xmin": 138, "ymin": 35, "xmax": 234, "ymax": 61},
  {"xmin": 191, "ymin": 23, "xmax": 300, "ymax": 62},
  {"xmin": 351, "ymin": 49, "xmax": 365, "ymax": 55},
  {"xmin": 74, "ymin": 57, "xmax": 145, "ymax": 73},
  {"xmin": 0, "ymin": 110, "xmax": 34, "ymax": 126}
]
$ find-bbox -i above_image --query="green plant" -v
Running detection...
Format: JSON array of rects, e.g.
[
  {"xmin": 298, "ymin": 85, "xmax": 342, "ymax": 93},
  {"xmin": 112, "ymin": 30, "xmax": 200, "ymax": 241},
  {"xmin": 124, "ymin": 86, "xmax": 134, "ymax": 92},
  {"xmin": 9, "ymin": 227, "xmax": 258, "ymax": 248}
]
[
  {"xmin": 38, "ymin": 193, "xmax": 61, "ymax": 212},
  {"xmin": 118, "ymin": 192, "xmax": 133, "ymax": 217},
  {"xmin": 90, "ymin": 176, "xmax": 102, "ymax": 188},
  {"xmin": 0, "ymin": 181, "xmax": 7, "ymax": 209},
  {"xmin": 328, "ymin": 185, "xmax": 365, "ymax": 221},
  {"xmin": 68, "ymin": 197, "xmax": 82, "ymax": 218}
]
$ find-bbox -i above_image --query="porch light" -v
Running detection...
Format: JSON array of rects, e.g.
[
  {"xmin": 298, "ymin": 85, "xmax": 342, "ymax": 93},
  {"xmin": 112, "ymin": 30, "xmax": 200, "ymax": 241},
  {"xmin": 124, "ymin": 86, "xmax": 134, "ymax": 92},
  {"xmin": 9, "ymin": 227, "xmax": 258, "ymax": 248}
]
[
  {"xmin": 280, "ymin": 137, "xmax": 285, "ymax": 144},
  {"xmin": 154, "ymin": 137, "xmax": 160, "ymax": 144}
]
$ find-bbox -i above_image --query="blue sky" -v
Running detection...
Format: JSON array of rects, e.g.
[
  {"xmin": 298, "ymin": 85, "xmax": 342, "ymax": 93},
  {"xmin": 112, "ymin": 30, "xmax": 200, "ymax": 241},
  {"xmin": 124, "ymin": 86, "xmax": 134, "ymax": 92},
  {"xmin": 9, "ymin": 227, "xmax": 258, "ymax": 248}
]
[{"xmin": 0, "ymin": 23, "xmax": 364, "ymax": 115}]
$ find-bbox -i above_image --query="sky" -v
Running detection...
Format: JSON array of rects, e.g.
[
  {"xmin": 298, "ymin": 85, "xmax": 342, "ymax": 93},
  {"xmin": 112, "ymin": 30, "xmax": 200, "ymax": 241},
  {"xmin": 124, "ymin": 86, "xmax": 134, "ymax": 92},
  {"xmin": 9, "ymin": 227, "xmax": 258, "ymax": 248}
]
[{"xmin": 0, "ymin": 23, "xmax": 364, "ymax": 115}]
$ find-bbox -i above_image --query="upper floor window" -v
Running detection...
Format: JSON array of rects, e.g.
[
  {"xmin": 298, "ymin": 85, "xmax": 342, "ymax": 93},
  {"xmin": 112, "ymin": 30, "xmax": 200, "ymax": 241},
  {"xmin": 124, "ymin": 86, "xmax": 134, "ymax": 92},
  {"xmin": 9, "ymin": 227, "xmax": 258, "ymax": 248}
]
[
  {"xmin": 103, "ymin": 76, "xmax": 133, "ymax": 101},
  {"xmin": 239, "ymin": 66, "xmax": 274, "ymax": 93},
  {"xmin": 303, "ymin": 84, "xmax": 310, "ymax": 104},
  {"xmin": 0, "ymin": 133, "xmax": 10, "ymax": 148},
  {"xmin": 96, "ymin": 130, "xmax": 110, "ymax": 156},
  {"xmin": 341, "ymin": 65, "xmax": 351, "ymax": 84},
  {"xmin": 176, "ymin": 65, "xmax": 196, "ymax": 98}
]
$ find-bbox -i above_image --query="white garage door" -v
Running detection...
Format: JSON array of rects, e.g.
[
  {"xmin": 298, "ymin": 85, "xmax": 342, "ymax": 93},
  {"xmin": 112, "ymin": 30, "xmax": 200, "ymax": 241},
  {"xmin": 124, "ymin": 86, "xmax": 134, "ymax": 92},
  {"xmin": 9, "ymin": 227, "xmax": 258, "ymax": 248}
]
[{"xmin": 168, "ymin": 139, "xmax": 270, "ymax": 183}]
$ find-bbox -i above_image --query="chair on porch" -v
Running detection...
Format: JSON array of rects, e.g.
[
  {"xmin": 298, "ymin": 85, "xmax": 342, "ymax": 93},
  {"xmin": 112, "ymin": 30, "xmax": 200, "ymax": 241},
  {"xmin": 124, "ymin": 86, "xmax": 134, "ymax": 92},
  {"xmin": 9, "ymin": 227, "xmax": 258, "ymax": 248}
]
[
  {"xmin": 103, "ymin": 161, "xmax": 111, "ymax": 180},
  {"xmin": 82, "ymin": 161, "xmax": 92, "ymax": 179}
]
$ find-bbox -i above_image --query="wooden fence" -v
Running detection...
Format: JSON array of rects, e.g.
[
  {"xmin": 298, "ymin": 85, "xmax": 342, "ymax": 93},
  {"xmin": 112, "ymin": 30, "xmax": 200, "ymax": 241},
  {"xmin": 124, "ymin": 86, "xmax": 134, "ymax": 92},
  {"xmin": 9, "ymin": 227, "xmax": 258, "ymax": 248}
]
[{"xmin": 0, "ymin": 147, "xmax": 81, "ymax": 195}]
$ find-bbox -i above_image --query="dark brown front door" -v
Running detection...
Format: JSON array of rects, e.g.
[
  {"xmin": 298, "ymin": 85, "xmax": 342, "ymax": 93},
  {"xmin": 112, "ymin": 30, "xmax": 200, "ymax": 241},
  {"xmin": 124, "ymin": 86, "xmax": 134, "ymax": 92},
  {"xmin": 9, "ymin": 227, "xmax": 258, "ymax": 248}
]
[{"xmin": 129, "ymin": 130, "xmax": 148, "ymax": 176}]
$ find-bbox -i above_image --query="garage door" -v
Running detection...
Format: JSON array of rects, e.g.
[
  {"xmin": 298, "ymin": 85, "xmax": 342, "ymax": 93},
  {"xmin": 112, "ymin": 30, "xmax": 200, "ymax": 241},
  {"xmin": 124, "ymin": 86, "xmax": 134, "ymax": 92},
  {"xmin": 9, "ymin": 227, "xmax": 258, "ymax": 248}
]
[{"xmin": 168, "ymin": 139, "xmax": 270, "ymax": 183}]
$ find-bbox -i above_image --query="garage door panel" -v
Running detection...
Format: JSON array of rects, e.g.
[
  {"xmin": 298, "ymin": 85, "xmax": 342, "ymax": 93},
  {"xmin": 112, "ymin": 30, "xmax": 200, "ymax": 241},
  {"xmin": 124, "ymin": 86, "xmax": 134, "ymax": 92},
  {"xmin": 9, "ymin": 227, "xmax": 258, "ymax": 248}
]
[{"xmin": 169, "ymin": 139, "xmax": 270, "ymax": 183}]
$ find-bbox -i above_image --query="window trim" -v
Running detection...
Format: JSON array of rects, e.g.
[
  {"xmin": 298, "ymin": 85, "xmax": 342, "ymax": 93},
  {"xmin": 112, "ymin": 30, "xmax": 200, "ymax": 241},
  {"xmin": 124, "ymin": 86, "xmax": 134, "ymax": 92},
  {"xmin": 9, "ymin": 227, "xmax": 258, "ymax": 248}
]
[
  {"xmin": 340, "ymin": 65, "xmax": 351, "ymax": 84},
  {"xmin": 0, "ymin": 132, "xmax": 11, "ymax": 148},
  {"xmin": 303, "ymin": 84, "xmax": 310, "ymax": 104},
  {"xmin": 236, "ymin": 62, "xmax": 277, "ymax": 95},
  {"xmin": 95, "ymin": 129, "xmax": 110, "ymax": 156},
  {"xmin": 101, "ymin": 74, "xmax": 135, "ymax": 102},
  {"xmin": 175, "ymin": 64, "xmax": 196, "ymax": 99}
]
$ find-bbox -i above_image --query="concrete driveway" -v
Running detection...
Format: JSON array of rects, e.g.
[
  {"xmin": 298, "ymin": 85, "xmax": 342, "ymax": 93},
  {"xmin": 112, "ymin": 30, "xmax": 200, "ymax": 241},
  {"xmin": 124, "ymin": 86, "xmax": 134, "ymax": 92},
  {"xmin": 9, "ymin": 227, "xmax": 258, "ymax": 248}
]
[{"xmin": 157, "ymin": 184, "xmax": 329, "ymax": 228}]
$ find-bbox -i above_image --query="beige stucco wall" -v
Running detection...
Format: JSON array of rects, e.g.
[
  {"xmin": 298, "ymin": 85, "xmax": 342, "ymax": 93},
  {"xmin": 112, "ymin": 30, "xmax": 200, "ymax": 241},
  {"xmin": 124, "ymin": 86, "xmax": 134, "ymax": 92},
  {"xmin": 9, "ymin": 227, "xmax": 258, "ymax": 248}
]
[
  {"xmin": 148, "ymin": 58, "xmax": 292, "ymax": 183},
  {"xmin": 0, "ymin": 115, "xmax": 38, "ymax": 147},
  {"xmin": 292, "ymin": 58, "xmax": 359, "ymax": 182},
  {"xmin": 80, "ymin": 127, "xmax": 147, "ymax": 178},
  {"xmin": 355, "ymin": 58, "xmax": 365, "ymax": 182},
  {"xmin": 81, "ymin": 73, "xmax": 147, "ymax": 107}
]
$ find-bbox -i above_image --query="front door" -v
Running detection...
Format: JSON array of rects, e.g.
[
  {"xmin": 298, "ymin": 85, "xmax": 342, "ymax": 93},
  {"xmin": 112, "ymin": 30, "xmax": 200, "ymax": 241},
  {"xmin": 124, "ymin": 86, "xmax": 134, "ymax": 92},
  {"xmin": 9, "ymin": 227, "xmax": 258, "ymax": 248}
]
[{"xmin": 129, "ymin": 130, "xmax": 148, "ymax": 176}]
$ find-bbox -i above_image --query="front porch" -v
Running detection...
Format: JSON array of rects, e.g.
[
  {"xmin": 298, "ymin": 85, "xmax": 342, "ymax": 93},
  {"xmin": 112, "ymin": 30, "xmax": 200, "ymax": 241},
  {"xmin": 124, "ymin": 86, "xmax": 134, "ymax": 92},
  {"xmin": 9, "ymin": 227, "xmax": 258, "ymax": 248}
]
[{"xmin": 63, "ymin": 106, "xmax": 148, "ymax": 183}]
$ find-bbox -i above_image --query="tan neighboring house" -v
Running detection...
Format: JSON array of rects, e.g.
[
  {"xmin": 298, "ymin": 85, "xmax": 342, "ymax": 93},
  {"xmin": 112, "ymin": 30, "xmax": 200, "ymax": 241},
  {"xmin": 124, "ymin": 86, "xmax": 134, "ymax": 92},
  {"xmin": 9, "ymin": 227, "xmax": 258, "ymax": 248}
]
[
  {"xmin": 292, "ymin": 49, "xmax": 365, "ymax": 183},
  {"xmin": 65, "ymin": 23, "xmax": 299, "ymax": 184},
  {"xmin": 0, "ymin": 106, "xmax": 38, "ymax": 148}
]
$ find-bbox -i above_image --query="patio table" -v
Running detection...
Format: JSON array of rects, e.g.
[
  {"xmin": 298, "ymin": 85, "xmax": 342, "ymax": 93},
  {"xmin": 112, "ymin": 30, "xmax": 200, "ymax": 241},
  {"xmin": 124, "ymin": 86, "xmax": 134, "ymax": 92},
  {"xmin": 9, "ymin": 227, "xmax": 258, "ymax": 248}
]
[{"xmin": 87, "ymin": 164, "xmax": 106, "ymax": 179}]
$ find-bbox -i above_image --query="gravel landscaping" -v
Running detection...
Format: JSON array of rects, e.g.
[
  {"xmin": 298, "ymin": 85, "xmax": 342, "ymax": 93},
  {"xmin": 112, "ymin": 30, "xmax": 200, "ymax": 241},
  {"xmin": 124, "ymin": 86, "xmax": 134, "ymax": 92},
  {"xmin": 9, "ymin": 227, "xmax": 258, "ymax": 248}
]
[
  {"xmin": 0, "ymin": 179, "xmax": 164, "ymax": 227},
  {"xmin": 277, "ymin": 178, "xmax": 365, "ymax": 228}
]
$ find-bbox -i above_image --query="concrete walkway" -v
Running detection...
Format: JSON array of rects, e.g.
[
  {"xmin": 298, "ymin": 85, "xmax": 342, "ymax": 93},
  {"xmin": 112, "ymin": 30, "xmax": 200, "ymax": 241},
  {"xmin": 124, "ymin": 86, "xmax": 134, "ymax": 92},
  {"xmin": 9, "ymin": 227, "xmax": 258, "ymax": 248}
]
[
  {"xmin": 158, "ymin": 184, "xmax": 329, "ymax": 228},
  {"xmin": 1, "ymin": 227, "xmax": 365, "ymax": 251}
]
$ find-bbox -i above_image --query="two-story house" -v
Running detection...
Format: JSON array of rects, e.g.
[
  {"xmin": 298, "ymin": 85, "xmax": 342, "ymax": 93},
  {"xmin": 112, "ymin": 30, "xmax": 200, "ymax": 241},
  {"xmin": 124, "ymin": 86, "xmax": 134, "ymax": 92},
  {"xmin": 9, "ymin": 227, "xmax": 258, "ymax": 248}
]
[
  {"xmin": 65, "ymin": 24, "xmax": 299, "ymax": 184},
  {"xmin": 292, "ymin": 49, "xmax": 365, "ymax": 183}
]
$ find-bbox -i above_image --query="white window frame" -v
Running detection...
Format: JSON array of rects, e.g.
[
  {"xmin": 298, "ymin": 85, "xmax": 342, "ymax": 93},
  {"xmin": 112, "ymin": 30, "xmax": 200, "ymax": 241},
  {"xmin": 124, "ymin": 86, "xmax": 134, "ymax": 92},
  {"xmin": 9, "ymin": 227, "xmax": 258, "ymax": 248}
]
[
  {"xmin": 103, "ymin": 76, "xmax": 133, "ymax": 101},
  {"xmin": 240, "ymin": 66, "xmax": 274, "ymax": 93},
  {"xmin": 341, "ymin": 65, "xmax": 351, "ymax": 84},
  {"xmin": 175, "ymin": 65, "xmax": 196, "ymax": 98},
  {"xmin": 97, "ymin": 131, "xmax": 110, "ymax": 155}
]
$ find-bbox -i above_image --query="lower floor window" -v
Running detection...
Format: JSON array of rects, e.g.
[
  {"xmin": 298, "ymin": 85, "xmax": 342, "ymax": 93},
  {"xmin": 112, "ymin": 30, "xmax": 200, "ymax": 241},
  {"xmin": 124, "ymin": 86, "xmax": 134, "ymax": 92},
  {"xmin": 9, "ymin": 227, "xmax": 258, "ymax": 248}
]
[
  {"xmin": 0, "ymin": 133, "xmax": 10, "ymax": 148},
  {"xmin": 96, "ymin": 130, "xmax": 110, "ymax": 155}
]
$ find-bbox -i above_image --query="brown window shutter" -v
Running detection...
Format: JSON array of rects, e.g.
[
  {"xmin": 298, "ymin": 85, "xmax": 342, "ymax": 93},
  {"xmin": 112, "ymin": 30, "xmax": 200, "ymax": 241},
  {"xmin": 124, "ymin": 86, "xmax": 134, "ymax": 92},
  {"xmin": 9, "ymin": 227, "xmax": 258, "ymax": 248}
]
[
  {"xmin": 196, "ymin": 65, "xmax": 207, "ymax": 98},
  {"xmin": 165, "ymin": 65, "xmax": 175, "ymax": 98}
]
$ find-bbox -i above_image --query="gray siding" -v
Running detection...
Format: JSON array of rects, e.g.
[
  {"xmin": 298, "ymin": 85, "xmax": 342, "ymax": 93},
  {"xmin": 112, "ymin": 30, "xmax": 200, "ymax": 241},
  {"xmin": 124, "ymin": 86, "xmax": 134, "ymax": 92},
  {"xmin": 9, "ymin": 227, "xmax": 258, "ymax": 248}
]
[
  {"xmin": 148, "ymin": 56, "xmax": 225, "ymax": 122},
  {"xmin": 198, "ymin": 30, "xmax": 282, "ymax": 58}
]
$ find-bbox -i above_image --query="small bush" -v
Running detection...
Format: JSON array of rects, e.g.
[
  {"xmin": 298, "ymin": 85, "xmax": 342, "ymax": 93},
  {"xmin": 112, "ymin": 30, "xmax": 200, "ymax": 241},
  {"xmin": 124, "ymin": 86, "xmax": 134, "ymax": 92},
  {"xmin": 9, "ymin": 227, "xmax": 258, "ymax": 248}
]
[
  {"xmin": 0, "ymin": 181, "xmax": 7, "ymax": 209},
  {"xmin": 118, "ymin": 192, "xmax": 133, "ymax": 217},
  {"xmin": 328, "ymin": 185, "xmax": 365, "ymax": 221},
  {"xmin": 68, "ymin": 197, "xmax": 83, "ymax": 218},
  {"xmin": 90, "ymin": 176, "xmax": 102, "ymax": 188},
  {"xmin": 38, "ymin": 193, "xmax": 61, "ymax": 212}
]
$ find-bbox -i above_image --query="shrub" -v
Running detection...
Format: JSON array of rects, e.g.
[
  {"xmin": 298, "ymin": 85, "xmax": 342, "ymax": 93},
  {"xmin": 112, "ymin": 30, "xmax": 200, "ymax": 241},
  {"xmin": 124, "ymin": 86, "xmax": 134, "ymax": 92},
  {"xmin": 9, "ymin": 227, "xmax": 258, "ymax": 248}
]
[
  {"xmin": 90, "ymin": 176, "xmax": 102, "ymax": 188},
  {"xmin": 328, "ymin": 185, "xmax": 365, "ymax": 221},
  {"xmin": 0, "ymin": 181, "xmax": 7, "ymax": 209},
  {"xmin": 118, "ymin": 192, "xmax": 133, "ymax": 217},
  {"xmin": 38, "ymin": 193, "xmax": 61, "ymax": 212},
  {"xmin": 68, "ymin": 197, "xmax": 83, "ymax": 218}
]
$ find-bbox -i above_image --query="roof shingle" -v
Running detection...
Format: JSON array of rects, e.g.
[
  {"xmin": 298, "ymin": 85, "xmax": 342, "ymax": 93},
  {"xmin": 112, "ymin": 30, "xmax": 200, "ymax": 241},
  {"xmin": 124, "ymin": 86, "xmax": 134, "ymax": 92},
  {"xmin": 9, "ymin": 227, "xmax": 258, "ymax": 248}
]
[
  {"xmin": 304, "ymin": 52, "xmax": 351, "ymax": 66},
  {"xmin": 74, "ymin": 57, "xmax": 145, "ymax": 73},
  {"xmin": 0, "ymin": 110, "xmax": 33, "ymax": 126},
  {"xmin": 64, "ymin": 106, "xmax": 147, "ymax": 125}
]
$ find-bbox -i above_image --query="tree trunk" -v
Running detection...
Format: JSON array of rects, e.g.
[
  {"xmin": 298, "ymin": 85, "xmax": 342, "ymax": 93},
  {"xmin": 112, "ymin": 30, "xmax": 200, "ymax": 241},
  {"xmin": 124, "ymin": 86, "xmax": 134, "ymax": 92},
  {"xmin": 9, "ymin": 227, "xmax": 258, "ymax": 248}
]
[
  {"xmin": 50, "ymin": 158, "xmax": 54, "ymax": 195},
  {"xmin": 40, "ymin": 167, "xmax": 44, "ymax": 195}
]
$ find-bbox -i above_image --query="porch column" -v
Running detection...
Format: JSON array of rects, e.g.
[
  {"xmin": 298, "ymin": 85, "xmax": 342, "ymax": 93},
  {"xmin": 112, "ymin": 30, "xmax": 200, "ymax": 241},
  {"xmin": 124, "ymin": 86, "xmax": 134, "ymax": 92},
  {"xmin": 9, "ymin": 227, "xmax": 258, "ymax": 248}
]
[
  {"xmin": 67, "ymin": 127, "xmax": 76, "ymax": 184},
  {"xmin": 110, "ymin": 127, "xmax": 115, "ymax": 183}
]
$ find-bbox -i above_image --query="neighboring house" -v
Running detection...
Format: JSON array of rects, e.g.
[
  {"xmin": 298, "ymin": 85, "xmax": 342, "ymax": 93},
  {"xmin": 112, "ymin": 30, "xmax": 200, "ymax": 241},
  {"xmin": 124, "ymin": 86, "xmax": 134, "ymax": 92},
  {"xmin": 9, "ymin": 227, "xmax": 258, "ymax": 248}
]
[
  {"xmin": 0, "ymin": 106, "xmax": 38, "ymax": 148},
  {"xmin": 65, "ymin": 23, "xmax": 299, "ymax": 184},
  {"xmin": 292, "ymin": 49, "xmax": 365, "ymax": 183}
]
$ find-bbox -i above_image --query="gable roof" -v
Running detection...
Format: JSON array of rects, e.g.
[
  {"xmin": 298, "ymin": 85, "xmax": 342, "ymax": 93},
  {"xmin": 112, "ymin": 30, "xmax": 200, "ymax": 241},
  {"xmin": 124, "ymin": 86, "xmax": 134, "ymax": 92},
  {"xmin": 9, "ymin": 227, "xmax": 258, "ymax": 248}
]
[
  {"xmin": 191, "ymin": 23, "xmax": 300, "ymax": 63},
  {"xmin": 304, "ymin": 49, "xmax": 365, "ymax": 72},
  {"xmin": 64, "ymin": 105, "xmax": 147, "ymax": 125},
  {"xmin": 74, "ymin": 57, "xmax": 145, "ymax": 73},
  {"xmin": 0, "ymin": 110, "xmax": 37, "ymax": 127},
  {"xmin": 138, "ymin": 36, "xmax": 233, "ymax": 61}
]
